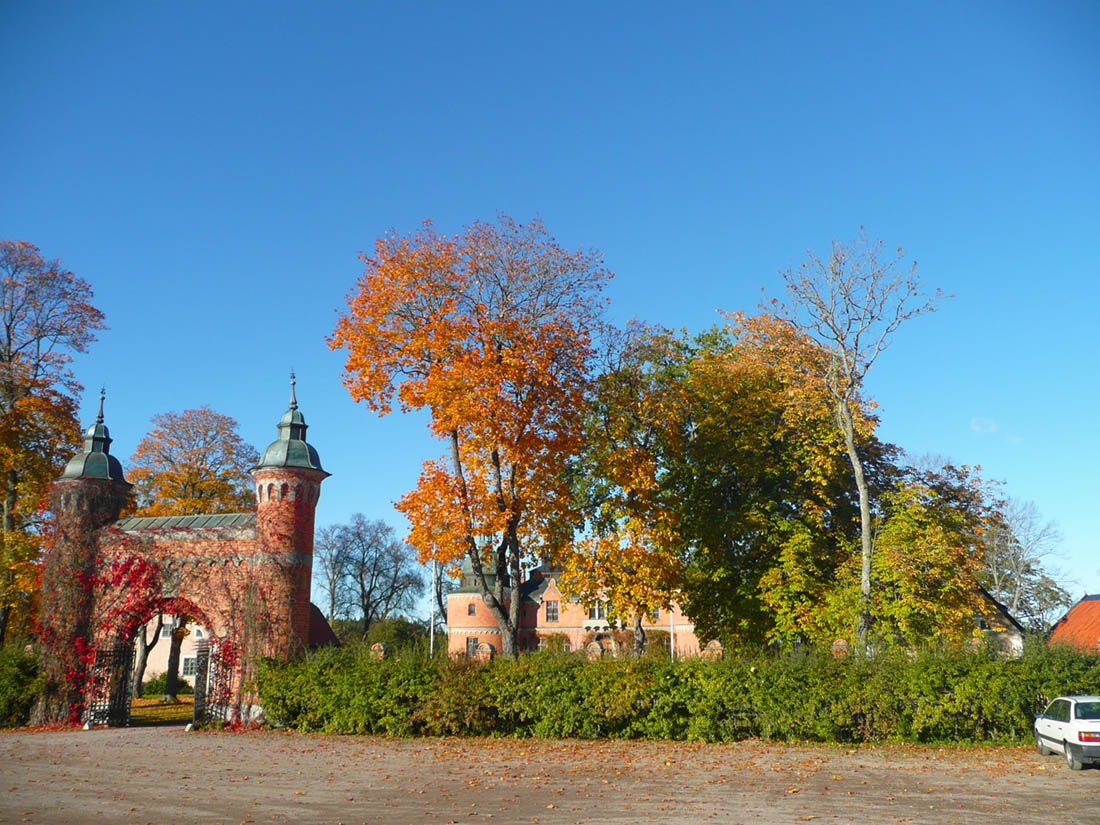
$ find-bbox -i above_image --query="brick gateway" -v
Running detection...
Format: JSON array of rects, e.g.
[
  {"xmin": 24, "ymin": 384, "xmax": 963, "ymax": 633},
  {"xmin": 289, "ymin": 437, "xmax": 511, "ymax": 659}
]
[{"xmin": 34, "ymin": 380, "xmax": 330, "ymax": 724}]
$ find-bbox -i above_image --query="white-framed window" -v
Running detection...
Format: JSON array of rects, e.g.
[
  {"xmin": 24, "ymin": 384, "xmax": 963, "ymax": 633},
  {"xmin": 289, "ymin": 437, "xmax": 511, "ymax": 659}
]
[
  {"xmin": 588, "ymin": 603, "xmax": 606, "ymax": 621},
  {"xmin": 160, "ymin": 622, "xmax": 174, "ymax": 639},
  {"xmin": 467, "ymin": 602, "xmax": 476, "ymax": 616},
  {"xmin": 466, "ymin": 637, "xmax": 479, "ymax": 657},
  {"xmin": 194, "ymin": 627, "xmax": 204, "ymax": 639},
  {"xmin": 545, "ymin": 600, "xmax": 559, "ymax": 622},
  {"xmin": 182, "ymin": 656, "xmax": 197, "ymax": 677}
]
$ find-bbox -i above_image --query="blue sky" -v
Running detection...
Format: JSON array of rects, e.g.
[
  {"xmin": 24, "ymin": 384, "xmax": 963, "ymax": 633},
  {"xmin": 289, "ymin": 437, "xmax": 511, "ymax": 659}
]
[{"xmin": 4, "ymin": 1, "xmax": 1098, "ymax": 605}]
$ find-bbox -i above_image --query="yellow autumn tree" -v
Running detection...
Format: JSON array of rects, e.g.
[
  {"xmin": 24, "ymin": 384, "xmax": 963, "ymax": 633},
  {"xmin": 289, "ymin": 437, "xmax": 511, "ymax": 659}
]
[
  {"xmin": 127, "ymin": 406, "xmax": 260, "ymax": 516},
  {"xmin": 330, "ymin": 215, "xmax": 610, "ymax": 657},
  {"xmin": 701, "ymin": 314, "xmax": 989, "ymax": 649},
  {"xmin": 772, "ymin": 232, "xmax": 945, "ymax": 647},
  {"xmin": 819, "ymin": 463, "xmax": 992, "ymax": 649}
]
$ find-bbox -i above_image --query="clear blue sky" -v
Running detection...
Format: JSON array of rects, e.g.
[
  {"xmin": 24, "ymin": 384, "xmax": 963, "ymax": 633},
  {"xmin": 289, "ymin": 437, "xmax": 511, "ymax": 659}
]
[{"xmin": 4, "ymin": 1, "xmax": 1098, "ymax": 605}]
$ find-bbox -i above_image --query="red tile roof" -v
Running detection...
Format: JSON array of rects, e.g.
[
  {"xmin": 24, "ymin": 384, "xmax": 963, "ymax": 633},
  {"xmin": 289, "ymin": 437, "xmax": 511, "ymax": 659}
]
[{"xmin": 1049, "ymin": 595, "xmax": 1100, "ymax": 653}]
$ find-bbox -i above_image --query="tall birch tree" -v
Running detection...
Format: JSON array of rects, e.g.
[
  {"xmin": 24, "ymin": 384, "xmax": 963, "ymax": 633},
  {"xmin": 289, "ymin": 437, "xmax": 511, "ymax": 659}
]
[{"xmin": 773, "ymin": 231, "xmax": 944, "ymax": 648}]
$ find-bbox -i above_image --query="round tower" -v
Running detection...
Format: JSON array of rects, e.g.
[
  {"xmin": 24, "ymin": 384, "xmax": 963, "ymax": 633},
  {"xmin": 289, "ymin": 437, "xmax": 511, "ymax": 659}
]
[
  {"xmin": 34, "ymin": 390, "xmax": 132, "ymax": 723},
  {"xmin": 251, "ymin": 374, "xmax": 329, "ymax": 656}
]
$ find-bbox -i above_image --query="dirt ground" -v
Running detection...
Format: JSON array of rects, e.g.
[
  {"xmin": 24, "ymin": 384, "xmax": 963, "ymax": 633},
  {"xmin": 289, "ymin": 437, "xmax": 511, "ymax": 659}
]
[{"xmin": 0, "ymin": 727, "xmax": 1096, "ymax": 825}]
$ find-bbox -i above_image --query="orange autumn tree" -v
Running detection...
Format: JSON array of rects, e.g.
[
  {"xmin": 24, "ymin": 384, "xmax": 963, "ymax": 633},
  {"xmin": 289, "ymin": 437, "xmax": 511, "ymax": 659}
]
[
  {"xmin": 0, "ymin": 240, "xmax": 105, "ymax": 643},
  {"xmin": 331, "ymin": 215, "xmax": 610, "ymax": 657},
  {"xmin": 560, "ymin": 323, "xmax": 684, "ymax": 653},
  {"xmin": 128, "ymin": 406, "xmax": 260, "ymax": 516}
]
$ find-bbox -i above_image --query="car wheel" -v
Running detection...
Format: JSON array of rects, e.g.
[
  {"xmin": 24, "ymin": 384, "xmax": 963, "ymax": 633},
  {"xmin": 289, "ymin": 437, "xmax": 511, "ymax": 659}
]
[
  {"xmin": 1064, "ymin": 743, "xmax": 1083, "ymax": 771},
  {"xmin": 1036, "ymin": 733, "xmax": 1051, "ymax": 756}
]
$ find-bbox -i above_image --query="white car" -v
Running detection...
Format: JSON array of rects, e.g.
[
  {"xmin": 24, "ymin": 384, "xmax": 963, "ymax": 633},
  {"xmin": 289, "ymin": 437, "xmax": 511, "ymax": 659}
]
[{"xmin": 1034, "ymin": 695, "xmax": 1100, "ymax": 770}]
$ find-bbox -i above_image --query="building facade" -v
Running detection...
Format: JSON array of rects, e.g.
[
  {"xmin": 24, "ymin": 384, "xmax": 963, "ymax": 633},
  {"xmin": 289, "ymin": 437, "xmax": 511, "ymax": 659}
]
[{"xmin": 446, "ymin": 558, "xmax": 702, "ymax": 657}]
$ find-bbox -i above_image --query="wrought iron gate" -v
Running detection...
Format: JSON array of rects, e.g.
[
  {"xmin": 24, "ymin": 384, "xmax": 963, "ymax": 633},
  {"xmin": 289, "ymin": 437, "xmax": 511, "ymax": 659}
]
[
  {"xmin": 191, "ymin": 639, "xmax": 234, "ymax": 726},
  {"xmin": 191, "ymin": 639, "xmax": 210, "ymax": 725},
  {"xmin": 84, "ymin": 644, "xmax": 135, "ymax": 727}
]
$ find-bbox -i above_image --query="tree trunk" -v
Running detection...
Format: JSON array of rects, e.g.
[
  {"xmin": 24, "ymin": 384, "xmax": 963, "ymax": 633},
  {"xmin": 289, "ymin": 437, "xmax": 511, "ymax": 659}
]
[
  {"xmin": 464, "ymin": 542, "xmax": 518, "ymax": 657},
  {"xmin": 434, "ymin": 569, "xmax": 448, "ymax": 628},
  {"xmin": 633, "ymin": 615, "xmax": 646, "ymax": 655},
  {"xmin": 131, "ymin": 615, "xmax": 163, "ymax": 698},
  {"xmin": 164, "ymin": 621, "xmax": 185, "ymax": 701},
  {"xmin": 837, "ymin": 397, "xmax": 874, "ymax": 650},
  {"xmin": 0, "ymin": 469, "xmax": 15, "ymax": 644},
  {"xmin": 506, "ymin": 534, "xmax": 522, "ymax": 657},
  {"xmin": 450, "ymin": 429, "xmax": 519, "ymax": 657},
  {"xmin": 4, "ymin": 468, "xmax": 17, "ymax": 533}
]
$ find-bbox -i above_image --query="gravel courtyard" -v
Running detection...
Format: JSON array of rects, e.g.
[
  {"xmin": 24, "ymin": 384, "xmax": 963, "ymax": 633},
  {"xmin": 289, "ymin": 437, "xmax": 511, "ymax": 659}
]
[{"xmin": 1, "ymin": 727, "xmax": 1095, "ymax": 825}]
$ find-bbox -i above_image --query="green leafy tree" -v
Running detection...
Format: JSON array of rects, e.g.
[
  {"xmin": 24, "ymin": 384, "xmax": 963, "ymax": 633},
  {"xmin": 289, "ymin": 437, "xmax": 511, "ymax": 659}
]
[
  {"xmin": 830, "ymin": 464, "xmax": 991, "ymax": 648},
  {"xmin": 664, "ymin": 318, "xmax": 892, "ymax": 647}
]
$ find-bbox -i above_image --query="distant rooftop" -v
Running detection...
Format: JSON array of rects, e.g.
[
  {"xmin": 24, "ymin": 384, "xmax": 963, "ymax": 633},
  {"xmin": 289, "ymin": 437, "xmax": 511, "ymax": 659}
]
[
  {"xmin": 1050, "ymin": 594, "xmax": 1100, "ymax": 652},
  {"xmin": 113, "ymin": 513, "xmax": 257, "ymax": 531}
]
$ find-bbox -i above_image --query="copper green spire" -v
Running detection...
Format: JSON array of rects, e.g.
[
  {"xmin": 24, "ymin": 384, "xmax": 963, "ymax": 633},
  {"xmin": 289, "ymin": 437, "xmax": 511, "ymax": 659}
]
[
  {"xmin": 253, "ymin": 376, "xmax": 329, "ymax": 476},
  {"xmin": 60, "ymin": 387, "xmax": 129, "ymax": 483}
]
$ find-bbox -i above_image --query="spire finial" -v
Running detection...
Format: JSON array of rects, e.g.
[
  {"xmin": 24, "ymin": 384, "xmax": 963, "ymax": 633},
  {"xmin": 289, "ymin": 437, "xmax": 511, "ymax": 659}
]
[
  {"xmin": 96, "ymin": 386, "xmax": 106, "ymax": 424},
  {"xmin": 289, "ymin": 371, "xmax": 298, "ymax": 410}
]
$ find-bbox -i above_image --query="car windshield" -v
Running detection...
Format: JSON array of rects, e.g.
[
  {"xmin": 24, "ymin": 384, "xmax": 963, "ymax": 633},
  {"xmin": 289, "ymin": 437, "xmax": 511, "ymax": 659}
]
[{"xmin": 1075, "ymin": 702, "xmax": 1100, "ymax": 720}]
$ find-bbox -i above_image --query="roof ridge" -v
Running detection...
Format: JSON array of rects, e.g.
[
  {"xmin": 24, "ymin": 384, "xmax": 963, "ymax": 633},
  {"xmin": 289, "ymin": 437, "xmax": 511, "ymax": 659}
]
[{"xmin": 113, "ymin": 512, "xmax": 257, "ymax": 529}]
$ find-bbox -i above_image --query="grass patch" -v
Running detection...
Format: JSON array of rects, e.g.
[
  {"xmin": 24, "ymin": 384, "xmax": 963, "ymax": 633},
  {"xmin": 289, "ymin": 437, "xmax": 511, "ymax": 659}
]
[{"xmin": 129, "ymin": 696, "xmax": 193, "ymax": 726}]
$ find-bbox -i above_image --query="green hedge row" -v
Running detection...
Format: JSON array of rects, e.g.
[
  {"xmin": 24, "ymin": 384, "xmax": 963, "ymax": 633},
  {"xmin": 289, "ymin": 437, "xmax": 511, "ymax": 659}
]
[{"xmin": 255, "ymin": 640, "xmax": 1100, "ymax": 743}]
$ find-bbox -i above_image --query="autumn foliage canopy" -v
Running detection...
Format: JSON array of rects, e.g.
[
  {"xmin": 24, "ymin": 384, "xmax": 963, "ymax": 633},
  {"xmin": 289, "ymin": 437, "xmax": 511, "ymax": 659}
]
[
  {"xmin": 127, "ymin": 405, "xmax": 260, "ymax": 516},
  {"xmin": 331, "ymin": 216, "xmax": 610, "ymax": 654}
]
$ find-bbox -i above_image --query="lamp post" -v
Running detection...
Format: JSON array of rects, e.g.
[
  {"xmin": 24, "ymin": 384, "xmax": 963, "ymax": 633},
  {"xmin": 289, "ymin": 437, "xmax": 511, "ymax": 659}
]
[{"xmin": 429, "ymin": 560, "xmax": 437, "ymax": 657}]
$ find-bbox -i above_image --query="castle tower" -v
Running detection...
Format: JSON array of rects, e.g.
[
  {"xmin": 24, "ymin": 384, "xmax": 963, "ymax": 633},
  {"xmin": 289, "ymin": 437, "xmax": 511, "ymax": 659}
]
[
  {"xmin": 251, "ymin": 375, "xmax": 329, "ymax": 656},
  {"xmin": 34, "ymin": 390, "xmax": 132, "ymax": 723}
]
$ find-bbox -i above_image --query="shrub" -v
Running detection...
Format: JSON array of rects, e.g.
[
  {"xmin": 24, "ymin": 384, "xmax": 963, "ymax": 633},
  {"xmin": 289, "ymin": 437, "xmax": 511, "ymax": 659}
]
[
  {"xmin": 141, "ymin": 671, "xmax": 194, "ymax": 697},
  {"xmin": 0, "ymin": 646, "xmax": 41, "ymax": 727},
  {"xmin": 255, "ymin": 641, "xmax": 1100, "ymax": 744},
  {"xmin": 366, "ymin": 617, "xmax": 429, "ymax": 651}
]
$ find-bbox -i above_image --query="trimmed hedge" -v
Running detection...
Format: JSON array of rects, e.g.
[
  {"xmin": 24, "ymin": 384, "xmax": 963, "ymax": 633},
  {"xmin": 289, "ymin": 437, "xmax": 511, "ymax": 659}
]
[{"xmin": 255, "ymin": 639, "xmax": 1100, "ymax": 744}]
